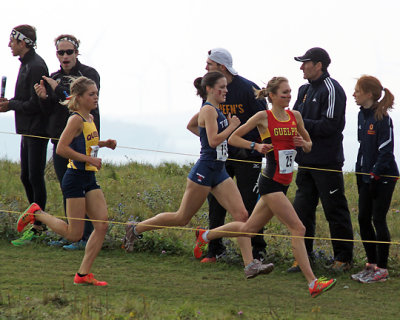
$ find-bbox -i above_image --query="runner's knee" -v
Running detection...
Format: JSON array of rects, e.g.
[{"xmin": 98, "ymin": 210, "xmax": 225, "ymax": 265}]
[{"xmin": 233, "ymin": 209, "xmax": 248, "ymax": 222}]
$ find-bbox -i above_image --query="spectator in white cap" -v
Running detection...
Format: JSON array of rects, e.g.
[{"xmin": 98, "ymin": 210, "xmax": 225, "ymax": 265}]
[
  {"xmin": 207, "ymin": 48, "xmax": 238, "ymax": 76},
  {"xmin": 187, "ymin": 48, "xmax": 268, "ymax": 263}
]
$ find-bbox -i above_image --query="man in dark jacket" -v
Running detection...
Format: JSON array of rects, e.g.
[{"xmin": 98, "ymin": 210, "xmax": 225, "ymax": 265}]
[
  {"xmin": 288, "ymin": 47, "xmax": 354, "ymax": 272},
  {"xmin": 0, "ymin": 25, "xmax": 49, "ymax": 245}
]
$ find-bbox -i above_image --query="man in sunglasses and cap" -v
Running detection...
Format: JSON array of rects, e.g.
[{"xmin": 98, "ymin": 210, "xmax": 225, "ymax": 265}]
[
  {"xmin": 288, "ymin": 47, "xmax": 354, "ymax": 272},
  {"xmin": 187, "ymin": 48, "xmax": 268, "ymax": 263},
  {"xmin": 0, "ymin": 24, "xmax": 50, "ymax": 246}
]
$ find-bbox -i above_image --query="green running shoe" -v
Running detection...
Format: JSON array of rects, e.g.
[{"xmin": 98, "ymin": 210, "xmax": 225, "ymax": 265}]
[{"xmin": 11, "ymin": 227, "xmax": 42, "ymax": 246}]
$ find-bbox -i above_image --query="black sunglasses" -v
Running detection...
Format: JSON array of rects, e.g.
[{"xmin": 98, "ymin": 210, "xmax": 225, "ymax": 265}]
[{"xmin": 57, "ymin": 49, "xmax": 75, "ymax": 56}]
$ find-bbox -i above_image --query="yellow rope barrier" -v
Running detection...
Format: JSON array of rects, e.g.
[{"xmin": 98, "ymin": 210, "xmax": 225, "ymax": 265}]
[
  {"xmin": 0, "ymin": 130, "xmax": 399, "ymax": 245},
  {"xmin": 1, "ymin": 130, "xmax": 399, "ymax": 178},
  {"xmin": 1, "ymin": 208, "xmax": 399, "ymax": 246}
]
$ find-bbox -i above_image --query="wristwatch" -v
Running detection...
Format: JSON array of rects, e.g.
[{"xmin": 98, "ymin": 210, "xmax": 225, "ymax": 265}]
[{"xmin": 250, "ymin": 142, "xmax": 256, "ymax": 153}]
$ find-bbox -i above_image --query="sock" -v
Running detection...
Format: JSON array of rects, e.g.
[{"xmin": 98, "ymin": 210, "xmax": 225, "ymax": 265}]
[
  {"xmin": 308, "ymin": 278, "xmax": 317, "ymax": 288},
  {"xmin": 133, "ymin": 226, "xmax": 143, "ymax": 239},
  {"xmin": 31, "ymin": 228, "xmax": 41, "ymax": 235},
  {"xmin": 77, "ymin": 273, "xmax": 88, "ymax": 277},
  {"xmin": 202, "ymin": 230, "xmax": 209, "ymax": 242}
]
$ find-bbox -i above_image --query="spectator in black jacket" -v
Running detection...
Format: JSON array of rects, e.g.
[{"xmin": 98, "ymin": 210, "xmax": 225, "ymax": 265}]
[
  {"xmin": 288, "ymin": 47, "xmax": 354, "ymax": 272},
  {"xmin": 0, "ymin": 25, "xmax": 49, "ymax": 246},
  {"xmin": 34, "ymin": 34, "xmax": 100, "ymax": 250},
  {"xmin": 351, "ymin": 75, "xmax": 398, "ymax": 283}
]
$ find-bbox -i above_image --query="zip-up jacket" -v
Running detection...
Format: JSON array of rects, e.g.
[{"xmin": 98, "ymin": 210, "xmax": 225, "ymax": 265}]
[
  {"xmin": 293, "ymin": 72, "xmax": 346, "ymax": 168},
  {"xmin": 8, "ymin": 49, "xmax": 49, "ymax": 136},
  {"xmin": 40, "ymin": 60, "xmax": 100, "ymax": 141},
  {"xmin": 356, "ymin": 106, "xmax": 399, "ymax": 183}
]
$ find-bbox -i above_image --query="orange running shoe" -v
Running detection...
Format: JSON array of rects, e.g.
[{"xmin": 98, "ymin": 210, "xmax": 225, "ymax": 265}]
[
  {"xmin": 193, "ymin": 228, "xmax": 209, "ymax": 259},
  {"xmin": 309, "ymin": 277, "xmax": 336, "ymax": 298},
  {"xmin": 200, "ymin": 257, "xmax": 216, "ymax": 263},
  {"xmin": 74, "ymin": 273, "xmax": 108, "ymax": 286},
  {"xmin": 17, "ymin": 203, "xmax": 41, "ymax": 232}
]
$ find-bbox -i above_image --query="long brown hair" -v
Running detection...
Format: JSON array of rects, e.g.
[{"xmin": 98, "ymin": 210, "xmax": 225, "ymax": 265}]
[
  {"xmin": 193, "ymin": 71, "xmax": 225, "ymax": 100},
  {"xmin": 356, "ymin": 75, "xmax": 394, "ymax": 120}
]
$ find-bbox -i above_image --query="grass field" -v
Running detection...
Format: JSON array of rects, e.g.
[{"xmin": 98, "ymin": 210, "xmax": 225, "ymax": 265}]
[
  {"xmin": 2, "ymin": 240, "xmax": 400, "ymax": 320},
  {"xmin": 1, "ymin": 160, "xmax": 400, "ymax": 319}
]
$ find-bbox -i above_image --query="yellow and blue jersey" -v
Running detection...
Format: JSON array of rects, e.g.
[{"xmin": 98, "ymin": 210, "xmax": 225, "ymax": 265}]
[{"xmin": 67, "ymin": 112, "xmax": 99, "ymax": 171}]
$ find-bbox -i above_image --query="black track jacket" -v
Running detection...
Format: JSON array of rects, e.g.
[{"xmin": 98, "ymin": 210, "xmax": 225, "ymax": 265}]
[
  {"xmin": 356, "ymin": 107, "xmax": 399, "ymax": 183},
  {"xmin": 40, "ymin": 60, "xmax": 100, "ymax": 141},
  {"xmin": 293, "ymin": 72, "xmax": 346, "ymax": 169},
  {"xmin": 8, "ymin": 49, "xmax": 49, "ymax": 136}
]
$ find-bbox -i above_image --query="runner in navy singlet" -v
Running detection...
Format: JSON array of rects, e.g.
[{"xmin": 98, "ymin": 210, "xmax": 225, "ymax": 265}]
[{"xmin": 123, "ymin": 72, "xmax": 274, "ymax": 278}]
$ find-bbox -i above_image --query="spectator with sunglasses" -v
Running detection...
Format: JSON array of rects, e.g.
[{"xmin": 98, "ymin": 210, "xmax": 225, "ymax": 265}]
[
  {"xmin": 33, "ymin": 34, "xmax": 100, "ymax": 250},
  {"xmin": 0, "ymin": 25, "xmax": 49, "ymax": 246}
]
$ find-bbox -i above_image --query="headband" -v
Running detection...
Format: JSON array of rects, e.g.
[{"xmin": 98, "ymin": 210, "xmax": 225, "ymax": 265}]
[
  {"xmin": 10, "ymin": 29, "xmax": 36, "ymax": 48},
  {"xmin": 56, "ymin": 37, "xmax": 79, "ymax": 49}
]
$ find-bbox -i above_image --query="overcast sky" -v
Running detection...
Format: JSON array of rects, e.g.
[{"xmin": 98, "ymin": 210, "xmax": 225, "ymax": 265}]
[{"xmin": 1, "ymin": 0, "xmax": 400, "ymax": 171}]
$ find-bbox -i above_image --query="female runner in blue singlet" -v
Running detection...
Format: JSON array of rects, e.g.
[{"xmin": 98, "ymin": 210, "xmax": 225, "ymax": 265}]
[
  {"xmin": 16, "ymin": 76, "xmax": 116, "ymax": 286},
  {"xmin": 123, "ymin": 71, "xmax": 273, "ymax": 278}
]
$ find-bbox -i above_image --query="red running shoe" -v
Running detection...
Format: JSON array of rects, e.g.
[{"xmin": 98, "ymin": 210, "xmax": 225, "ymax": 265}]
[
  {"xmin": 193, "ymin": 228, "xmax": 209, "ymax": 259},
  {"xmin": 309, "ymin": 277, "xmax": 336, "ymax": 298},
  {"xmin": 74, "ymin": 273, "xmax": 108, "ymax": 286},
  {"xmin": 17, "ymin": 203, "xmax": 41, "ymax": 232}
]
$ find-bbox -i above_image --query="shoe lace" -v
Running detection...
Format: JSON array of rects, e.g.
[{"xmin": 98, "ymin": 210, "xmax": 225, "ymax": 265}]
[
  {"xmin": 316, "ymin": 277, "xmax": 330, "ymax": 285},
  {"xmin": 20, "ymin": 230, "xmax": 35, "ymax": 240},
  {"xmin": 85, "ymin": 274, "xmax": 96, "ymax": 284}
]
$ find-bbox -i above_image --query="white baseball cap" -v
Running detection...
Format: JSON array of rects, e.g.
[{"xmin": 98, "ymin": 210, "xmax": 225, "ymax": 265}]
[{"xmin": 208, "ymin": 48, "xmax": 238, "ymax": 76}]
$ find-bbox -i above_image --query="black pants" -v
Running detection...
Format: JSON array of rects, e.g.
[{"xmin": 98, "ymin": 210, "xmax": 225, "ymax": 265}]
[
  {"xmin": 207, "ymin": 159, "xmax": 267, "ymax": 258},
  {"xmin": 20, "ymin": 136, "xmax": 49, "ymax": 227},
  {"xmin": 357, "ymin": 176, "xmax": 396, "ymax": 268},
  {"xmin": 293, "ymin": 168, "xmax": 353, "ymax": 262},
  {"xmin": 52, "ymin": 142, "xmax": 93, "ymax": 241}
]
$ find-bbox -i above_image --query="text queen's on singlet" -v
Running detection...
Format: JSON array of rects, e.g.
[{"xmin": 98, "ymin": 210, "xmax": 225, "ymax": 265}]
[
  {"xmin": 199, "ymin": 102, "xmax": 229, "ymax": 162},
  {"xmin": 67, "ymin": 112, "xmax": 99, "ymax": 172},
  {"xmin": 260, "ymin": 109, "xmax": 298, "ymax": 185}
]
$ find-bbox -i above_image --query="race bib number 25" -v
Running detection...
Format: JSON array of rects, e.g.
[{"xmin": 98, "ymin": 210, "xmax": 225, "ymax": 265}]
[{"xmin": 278, "ymin": 149, "xmax": 297, "ymax": 174}]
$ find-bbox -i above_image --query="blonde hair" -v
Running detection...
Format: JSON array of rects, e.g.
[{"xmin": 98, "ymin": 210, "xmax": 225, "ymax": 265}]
[
  {"xmin": 61, "ymin": 76, "xmax": 96, "ymax": 111},
  {"xmin": 254, "ymin": 76, "xmax": 288, "ymax": 103}
]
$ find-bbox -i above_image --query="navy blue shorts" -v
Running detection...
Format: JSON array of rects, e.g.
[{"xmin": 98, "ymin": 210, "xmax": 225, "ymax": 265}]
[
  {"xmin": 188, "ymin": 160, "xmax": 230, "ymax": 187},
  {"xmin": 258, "ymin": 173, "xmax": 289, "ymax": 196},
  {"xmin": 62, "ymin": 169, "xmax": 101, "ymax": 198}
]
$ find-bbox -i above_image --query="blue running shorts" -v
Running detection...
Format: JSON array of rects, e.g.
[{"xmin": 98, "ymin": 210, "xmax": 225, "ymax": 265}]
[
  {"xmin": 62, "ymin": 169, "xmax": 101, "ymax": 198},
  {"xmin": 188, "ymin": 160, "xmax": 230, "ymax": 187}
]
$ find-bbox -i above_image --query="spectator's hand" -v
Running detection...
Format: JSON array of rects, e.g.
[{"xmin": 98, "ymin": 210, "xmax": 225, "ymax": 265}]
[
  {"xmin": 0, "ymin": 99, "xmax": 9, "ymax": 112},
  {"xmin": 34, "ymin": 80, "xmax": 48, "ymax": 99},
  {"xmin": 42, "ymin": 76, "xmax": 59, "ymax": 91}
]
